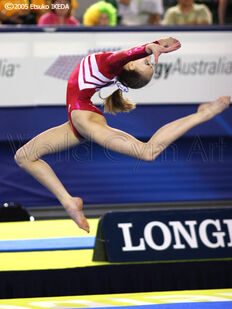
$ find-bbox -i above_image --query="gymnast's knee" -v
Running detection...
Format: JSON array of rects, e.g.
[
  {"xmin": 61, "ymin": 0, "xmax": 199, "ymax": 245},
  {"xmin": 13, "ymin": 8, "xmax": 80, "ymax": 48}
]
[
  {"xmin": 139, "ymin": 143, "xmax": 160, "ymax": 162},
  {"xmin": 14, "ymin": 147, "xmax": 31, "ymax": 168},
  {"xmin": 141, "ymin": 152, "xmax": 159, "ymax": 162}
]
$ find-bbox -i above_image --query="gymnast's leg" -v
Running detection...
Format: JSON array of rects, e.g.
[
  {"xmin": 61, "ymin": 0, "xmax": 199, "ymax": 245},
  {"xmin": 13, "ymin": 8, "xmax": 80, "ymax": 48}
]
[
  {"xmin": 71, "ymin": 96, "xmax": 231, "ymax": 161},
  {"xmin": 14, "ymin": 122, "xmax": 90, "ymax": 232}
]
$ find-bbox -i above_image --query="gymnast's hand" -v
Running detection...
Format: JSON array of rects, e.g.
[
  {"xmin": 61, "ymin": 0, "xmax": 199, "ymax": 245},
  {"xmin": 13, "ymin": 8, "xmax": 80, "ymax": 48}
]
[{"xmin": 146, "ymin": 37, "xmax": 181, "ymax": 65}]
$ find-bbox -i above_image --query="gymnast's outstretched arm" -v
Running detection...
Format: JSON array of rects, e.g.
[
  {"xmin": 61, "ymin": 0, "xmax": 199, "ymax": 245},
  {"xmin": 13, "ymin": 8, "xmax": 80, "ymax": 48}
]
[{"xmin": 103, "ymin": 37, "xmax": 181, "ymax": 74}]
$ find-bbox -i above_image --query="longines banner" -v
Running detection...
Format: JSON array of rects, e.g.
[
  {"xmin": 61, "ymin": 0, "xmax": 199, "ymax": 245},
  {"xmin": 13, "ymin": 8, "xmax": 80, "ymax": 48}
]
[
  {"xmin": 0, "ymin": 30, "xmax": 231, "ymax": 107},
  {"xmin": 102, "ymin": 208, "xmax": 232, "ymax": 262}
]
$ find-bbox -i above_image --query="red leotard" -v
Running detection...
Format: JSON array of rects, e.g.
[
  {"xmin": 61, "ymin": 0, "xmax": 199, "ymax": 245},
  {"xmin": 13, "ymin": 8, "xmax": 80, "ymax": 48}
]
[{"xmin": 66, "ymin": 44, "xmax": 150, "ymax": 137}]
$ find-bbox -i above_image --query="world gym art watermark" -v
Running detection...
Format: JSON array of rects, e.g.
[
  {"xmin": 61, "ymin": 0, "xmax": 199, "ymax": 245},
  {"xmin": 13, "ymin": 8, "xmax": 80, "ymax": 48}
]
[{"xmin": 7, "ymin": 134, "xmax": 229, "ymax": 165}]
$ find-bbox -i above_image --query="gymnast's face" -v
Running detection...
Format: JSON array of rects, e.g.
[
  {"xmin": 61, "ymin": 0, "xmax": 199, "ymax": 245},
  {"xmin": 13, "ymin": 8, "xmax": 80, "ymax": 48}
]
[{"xmin": 129, "ymin": 56, "xmax": 154, "ymax": 80}]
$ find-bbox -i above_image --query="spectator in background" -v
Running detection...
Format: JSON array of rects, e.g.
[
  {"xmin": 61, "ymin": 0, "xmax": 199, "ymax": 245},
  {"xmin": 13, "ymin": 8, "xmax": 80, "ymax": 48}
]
[
  {"xmin": 48, "ymin": 0, "xmax": 78, "ymax": 18},
  {"xmin": 35, "ymin": 0, "xmax": 78, "ymax": 24},
  {"xmin": 30, "ymin": 0, "xmax": 50, "ymax": 24},
  {"xmin": 0, "ymin": 0, "xmax": 75, "ymax": 25},
  {"xmin": 38, "ymin": 0, "xmax": 80, "ymax": 25},
  {"xmin": 196, "ymin": 0, "xmax": 231, "ymax": 24},
  {"xmin": 162, "ymin": 0, "xmax": 212, "ymax": 25},
  {"xmin": 217, "ymin": 0, "xmax": 230, "ymax": 24},
  {"xmin": 83, "ymin": 1, "xmax": 117, "ymax": 26},
  {"xmin": 107, "ymin": 0, "xmax": 164, "ymax": 26}
]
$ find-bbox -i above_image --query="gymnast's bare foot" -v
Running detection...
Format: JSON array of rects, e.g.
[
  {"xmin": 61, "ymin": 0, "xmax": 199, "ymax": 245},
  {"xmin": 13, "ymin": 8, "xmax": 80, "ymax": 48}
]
[
  {"xmin": 64, "ymin": 197, "xmax": 90, "ymax": 233},
  {"xmin": 197, "ymin": 96, "xmax": 231, "ymax": 120}
]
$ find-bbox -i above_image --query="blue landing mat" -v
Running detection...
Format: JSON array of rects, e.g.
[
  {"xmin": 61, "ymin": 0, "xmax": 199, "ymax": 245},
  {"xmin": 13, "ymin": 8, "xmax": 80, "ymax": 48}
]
[
  {"xmin": 0, "ymin": 236, "xmax": 95, "ymax": 252},
  {"xmin": 76, "ymin": 302, "xmax": 232, "ymax": 309}
]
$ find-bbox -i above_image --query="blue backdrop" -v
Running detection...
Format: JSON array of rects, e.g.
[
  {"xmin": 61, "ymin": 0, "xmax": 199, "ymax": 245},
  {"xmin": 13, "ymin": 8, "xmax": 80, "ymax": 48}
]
[{"xmin": 0, "ymin": 104, "xmax": 232, "ymax": 207}]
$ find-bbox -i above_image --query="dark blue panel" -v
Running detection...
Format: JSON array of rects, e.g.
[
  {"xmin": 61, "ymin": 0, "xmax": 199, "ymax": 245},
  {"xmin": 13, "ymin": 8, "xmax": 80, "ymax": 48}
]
[
  {"xmin": 1, "ymin": 105, "xmax": 232, "ymax": 142},
  {"xmin": 1, "ymin": 105, "xmax": 232, "ymax": 207},
  {"xmin": 0, "ymin": 135, "xmax": 232, "ymax": 206},
  {"xmin": 102, "ymin": 209, "xmax": 232, "ymax": 262}
]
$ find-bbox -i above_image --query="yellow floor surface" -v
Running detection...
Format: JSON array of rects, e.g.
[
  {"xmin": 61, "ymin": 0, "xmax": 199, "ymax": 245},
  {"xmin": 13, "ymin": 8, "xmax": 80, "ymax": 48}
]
[
  {"xmin": 0, "ymin": 219, "xmax": 102, "ymax": 271},
  {"xmin": 0, "ymin": 289, "xmax": 231, "ymax": 308}
]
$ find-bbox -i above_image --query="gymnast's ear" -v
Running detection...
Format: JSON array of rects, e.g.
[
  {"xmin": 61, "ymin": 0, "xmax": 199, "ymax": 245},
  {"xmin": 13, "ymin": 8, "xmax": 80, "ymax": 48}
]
[{"xmin": 126, "ymin": 61, "xmax": 135, "ymax": 71}]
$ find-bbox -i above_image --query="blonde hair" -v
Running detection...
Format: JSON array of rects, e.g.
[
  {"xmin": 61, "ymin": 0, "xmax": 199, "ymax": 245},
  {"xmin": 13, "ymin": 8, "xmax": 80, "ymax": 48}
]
[
  {"xmin": 103, "ymin": 89, "xmax": 135, "ymax": 115},
  {"xmin": 102, "ymin": 68, "xmax": 151, "ymax": 114}
]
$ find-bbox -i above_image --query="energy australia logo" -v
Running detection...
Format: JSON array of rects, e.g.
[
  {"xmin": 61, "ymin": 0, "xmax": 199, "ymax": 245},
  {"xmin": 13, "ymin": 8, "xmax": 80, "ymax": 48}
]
[
  {"xmin": 154, "ymin": 57, "xmax": 232, "ymax": 79},
  {"xmin": 0, "ymin": 59, "xmax": 20, "ymax": 78}
]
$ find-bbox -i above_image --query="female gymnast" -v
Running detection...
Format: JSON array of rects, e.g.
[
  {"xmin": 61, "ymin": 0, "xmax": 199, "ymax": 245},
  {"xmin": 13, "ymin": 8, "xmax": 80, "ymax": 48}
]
[{"xmin": 15, "ymin": 37, "xmax": 231, "ymax": 233}]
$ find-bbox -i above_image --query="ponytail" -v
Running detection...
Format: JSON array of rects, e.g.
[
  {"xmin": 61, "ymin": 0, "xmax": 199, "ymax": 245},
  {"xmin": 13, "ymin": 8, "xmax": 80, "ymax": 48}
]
[
  {"xmin": 103, "ymin": 89, "xmax": 136, "ymax": 114},
  {"xmin": 101, "ymin": 68, "xmax": 151, "ymax": 114}
]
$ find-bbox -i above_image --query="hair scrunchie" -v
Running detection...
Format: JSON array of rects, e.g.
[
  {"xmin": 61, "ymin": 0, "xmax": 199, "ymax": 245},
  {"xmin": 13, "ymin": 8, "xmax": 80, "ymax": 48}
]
[{"xmin": 115, "ymin": 81, "xmax": 129, "ymax": 92}]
